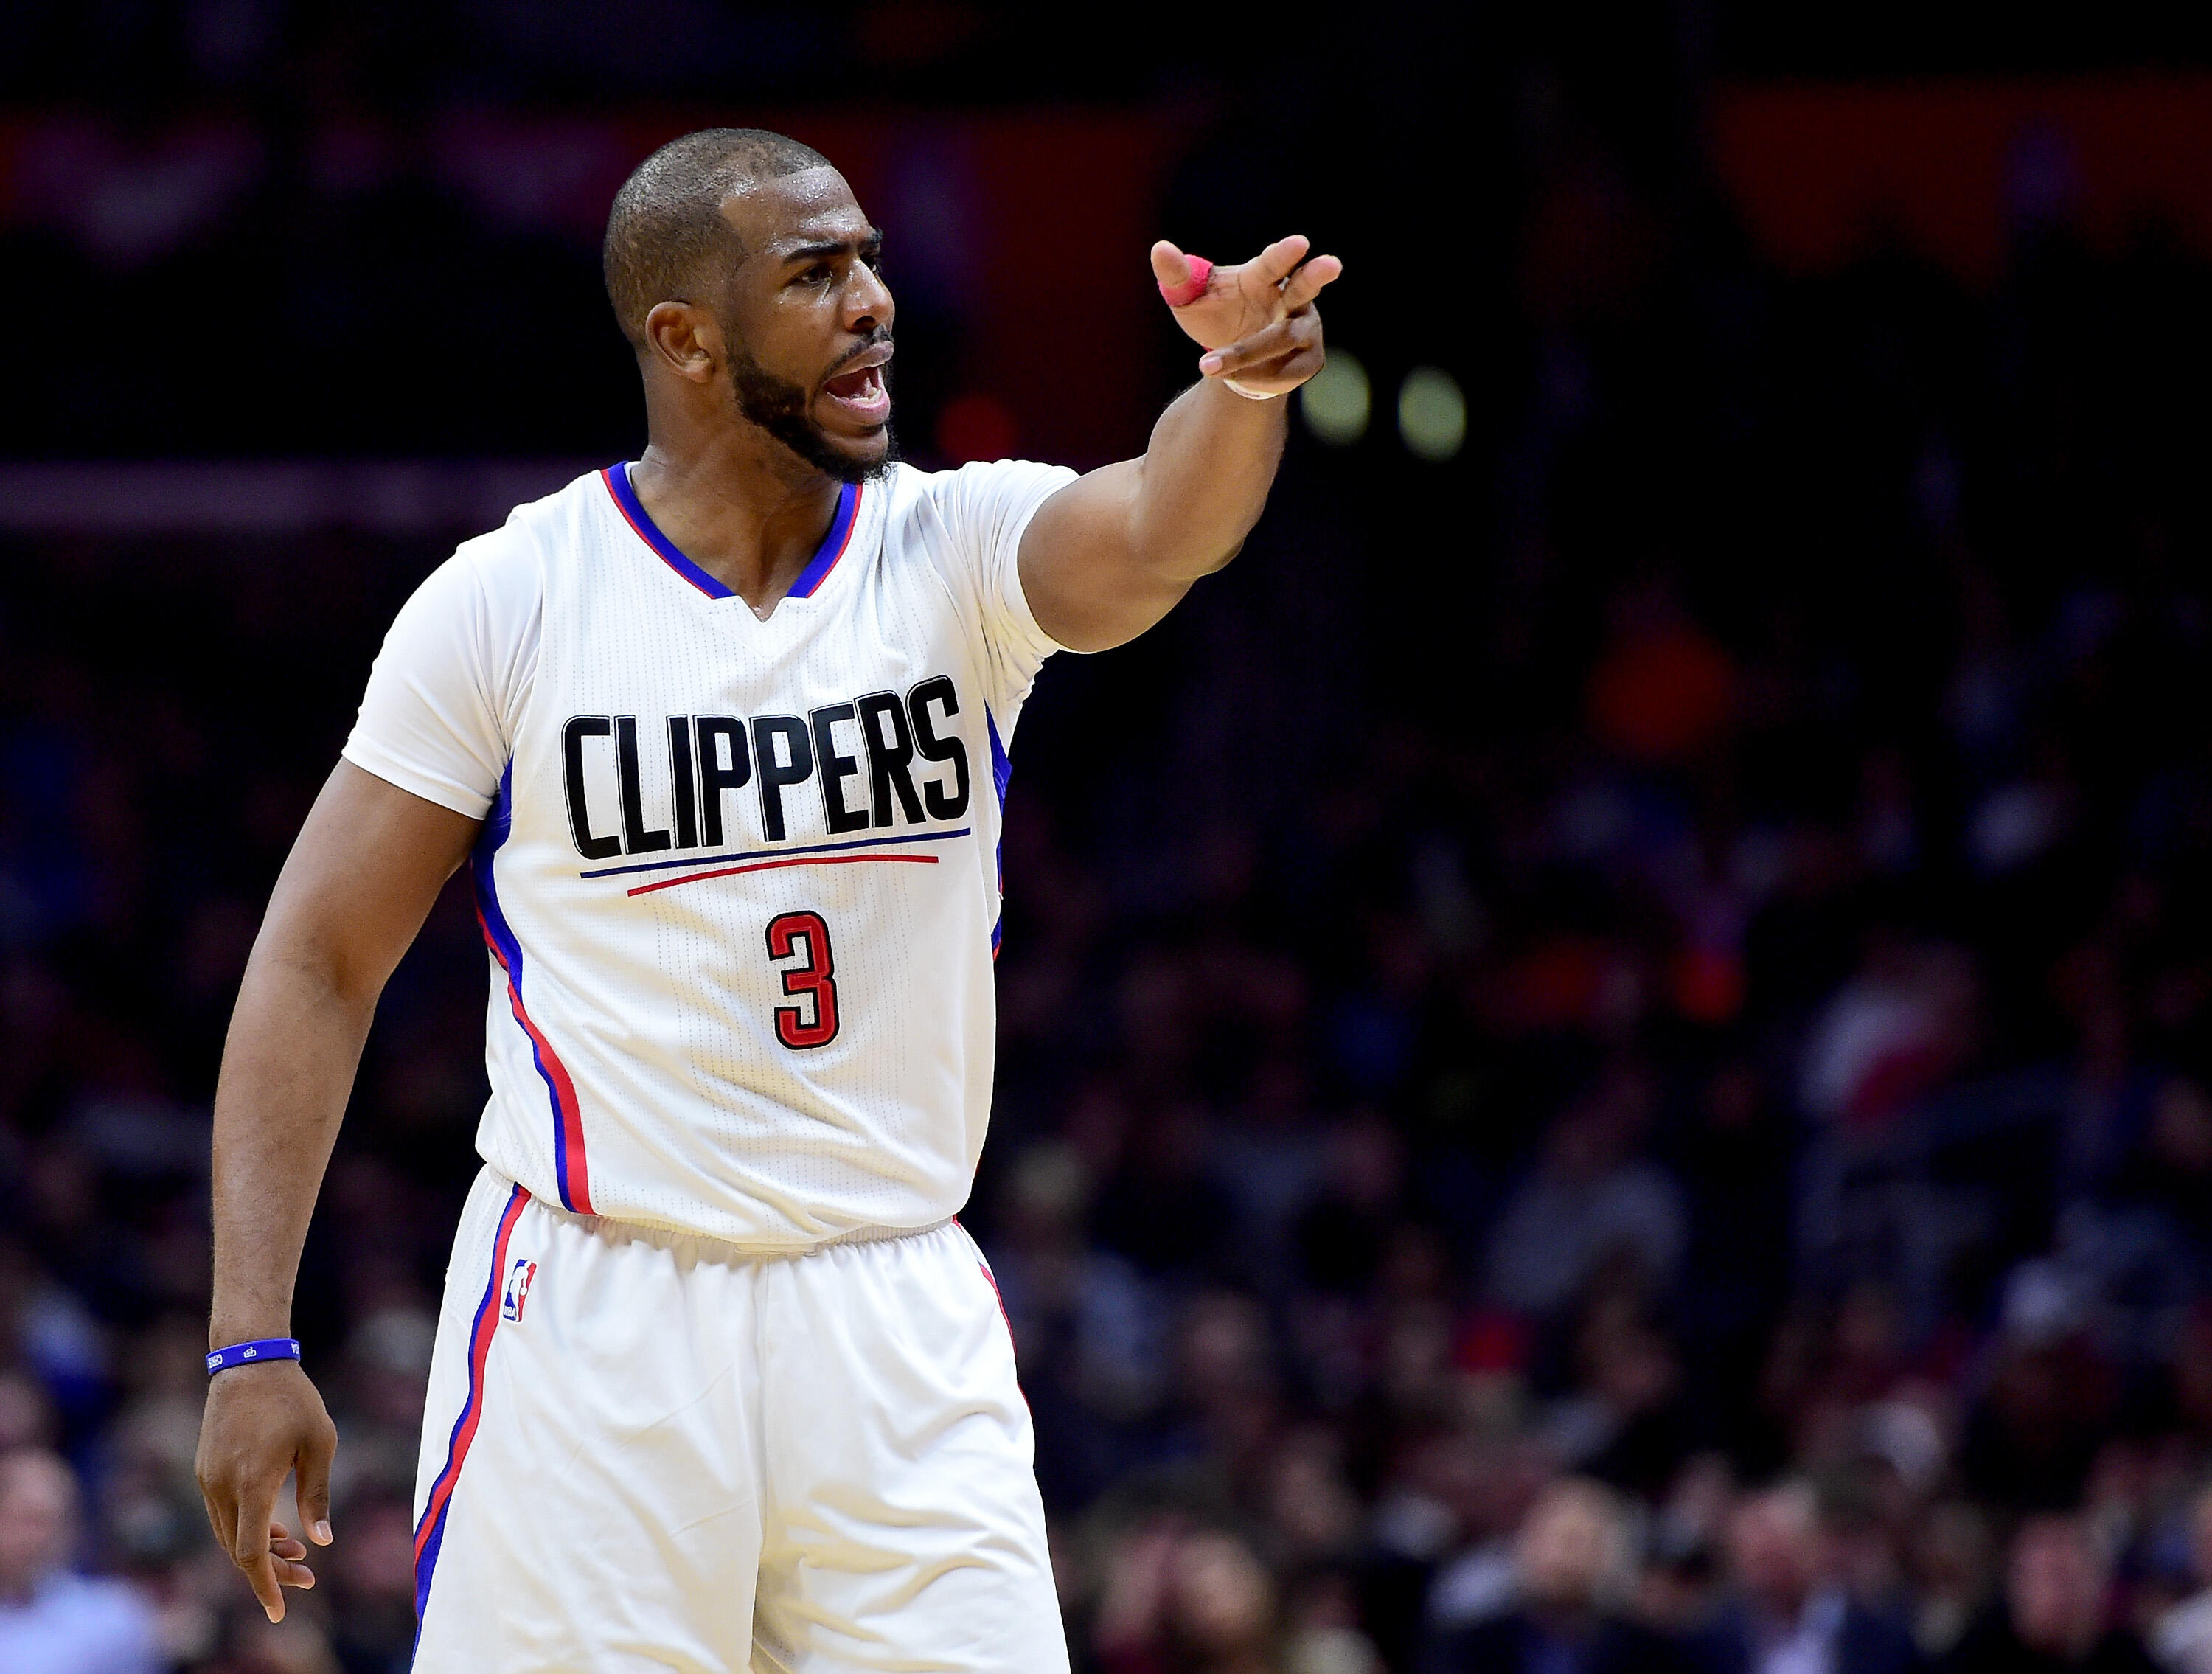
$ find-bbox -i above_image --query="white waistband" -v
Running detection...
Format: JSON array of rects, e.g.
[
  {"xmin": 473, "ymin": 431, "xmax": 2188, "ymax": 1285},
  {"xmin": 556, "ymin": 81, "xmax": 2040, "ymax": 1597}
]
[{"xmin": 507, "ymin": 1180, "xmax": 954, "ymax": 1263}]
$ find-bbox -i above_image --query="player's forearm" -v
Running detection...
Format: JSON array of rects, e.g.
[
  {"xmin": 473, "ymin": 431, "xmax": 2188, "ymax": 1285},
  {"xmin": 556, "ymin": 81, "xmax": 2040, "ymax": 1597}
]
[
  {"xmin": 1126, "ymin": 377, "xmax": 1289, "ymax": 582},
  {"xmin": 1016, "ymin": 380, "xmax": 1289, "ymax": 651},
  {"xmin": 206, "ymin": 938, "xmax": 377, "ymax": 1346}
]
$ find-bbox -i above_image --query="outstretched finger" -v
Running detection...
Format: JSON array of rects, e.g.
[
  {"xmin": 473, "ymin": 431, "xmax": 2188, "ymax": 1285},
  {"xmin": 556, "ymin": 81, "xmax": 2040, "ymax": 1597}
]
[
  {"xmin": 267, "ymin": 1520, "xmax": 318, "ymax": 1592},
  {"xmin": 1281, "ymin": 253, "xmax": 1343, "ymax": 313},
  {"xmin": 1246, "ymin": 234, "xmax": 1310, "ymax": 290},
  {"xmin": 1200, "ymin": 313, "xmax": 1318, "ymax": 378},
  {"xmin": 232, "ymin": 1498, "xmax": 286, "ymax": 1622}
]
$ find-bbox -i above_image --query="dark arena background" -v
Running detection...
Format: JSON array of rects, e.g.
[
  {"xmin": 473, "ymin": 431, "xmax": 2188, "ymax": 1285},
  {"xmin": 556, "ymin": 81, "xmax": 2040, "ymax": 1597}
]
[{"xmin": 7, "ymin": 5, "xmax": 2212, "ymax": 1672}]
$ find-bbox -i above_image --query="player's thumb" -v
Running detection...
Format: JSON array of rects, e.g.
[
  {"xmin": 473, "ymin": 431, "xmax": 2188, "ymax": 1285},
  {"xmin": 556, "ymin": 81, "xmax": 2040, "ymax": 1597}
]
[
  {"xmin": 1152, "ymin": 241, "xmax": 1214, "ymax": 310},
  {"xmin": 296, "ymin": 1422, "xmax": 336, "ymax": 1545}
]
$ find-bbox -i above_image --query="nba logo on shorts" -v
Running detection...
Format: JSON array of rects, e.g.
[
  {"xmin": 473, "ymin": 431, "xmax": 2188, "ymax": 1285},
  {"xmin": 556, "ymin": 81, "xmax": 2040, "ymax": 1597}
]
[{"xmin": 502, "ymin": 1257, "xmax": 538, "ymax": 1322}]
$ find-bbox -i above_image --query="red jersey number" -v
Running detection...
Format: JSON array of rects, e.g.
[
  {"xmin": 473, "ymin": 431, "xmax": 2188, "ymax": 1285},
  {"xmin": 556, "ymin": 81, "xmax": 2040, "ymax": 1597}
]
[{"xmin": 765, "ymin": 911, "xmax": 840, "ymax": 1049}]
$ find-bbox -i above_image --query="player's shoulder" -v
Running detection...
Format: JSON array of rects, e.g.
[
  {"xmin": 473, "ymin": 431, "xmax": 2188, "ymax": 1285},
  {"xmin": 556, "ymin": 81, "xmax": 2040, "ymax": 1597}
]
[
  {"xmin": 491, "ymin": 463, "xmax": 619, "ymax": 556},
  {"xmin": 447, "ymin": 465, "xmax": 615, "ymax": 594},
  {"xmin": 883, "ymin": 455, "xmax": 1075, "ymax": 501},
  {"xmin": 402, "ymin": 465, "xmax": 613, "ymax": 635},
  {"xmin": 877, "ymin": 456, "xmax": 1078, "ymax": 535}
]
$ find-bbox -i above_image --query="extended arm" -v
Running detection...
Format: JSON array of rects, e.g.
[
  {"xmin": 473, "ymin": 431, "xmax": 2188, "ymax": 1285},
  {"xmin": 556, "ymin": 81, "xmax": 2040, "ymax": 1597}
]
[
  {"xmin": 195, "ymin": 760, "xmax": 481, "ymax": 1620},
  {"xmin": 1017, "ymin": 235, "xmax": 1343, "ymax": 652}
]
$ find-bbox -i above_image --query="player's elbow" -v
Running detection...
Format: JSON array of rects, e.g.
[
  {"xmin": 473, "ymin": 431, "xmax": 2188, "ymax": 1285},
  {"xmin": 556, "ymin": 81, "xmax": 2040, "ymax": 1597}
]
[
  {"xmin": 1136, "ymin": 529, "xmax": 1245, "ymax": 585},
  {"xmin": 248, "ymin": 909, "xmax": 388, "ymax": 1023}
]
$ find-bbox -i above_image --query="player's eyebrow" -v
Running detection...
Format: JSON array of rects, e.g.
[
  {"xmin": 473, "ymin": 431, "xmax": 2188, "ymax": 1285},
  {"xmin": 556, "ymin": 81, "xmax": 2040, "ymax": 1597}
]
[{"xmin": 776, "ymin": 229, "xmax": 884, "ymax": 264}]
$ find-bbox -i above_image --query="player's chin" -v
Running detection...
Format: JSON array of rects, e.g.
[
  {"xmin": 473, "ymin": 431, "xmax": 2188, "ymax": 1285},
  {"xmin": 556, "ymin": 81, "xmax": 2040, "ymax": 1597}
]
[
  {"xmin": 818, "ymin": 406, "xmax": 891, "ymax": 449},
  {"xmin": 805, "ymin": 413, "xmax": 893, "ymax": 485}
]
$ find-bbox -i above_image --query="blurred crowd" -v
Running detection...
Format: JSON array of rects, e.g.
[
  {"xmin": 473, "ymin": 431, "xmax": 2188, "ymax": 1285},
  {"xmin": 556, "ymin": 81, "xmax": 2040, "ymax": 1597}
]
[{"xmin": 10, "ymin": 10, "xmax": 2212, "ymax": 1674}]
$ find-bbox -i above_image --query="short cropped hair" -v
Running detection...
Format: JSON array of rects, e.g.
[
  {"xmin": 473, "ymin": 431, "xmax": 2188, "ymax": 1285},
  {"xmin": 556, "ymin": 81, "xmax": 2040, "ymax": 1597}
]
[{"xmin": 602, "ymin": 128, "xmax": 832, "ymax": 347}]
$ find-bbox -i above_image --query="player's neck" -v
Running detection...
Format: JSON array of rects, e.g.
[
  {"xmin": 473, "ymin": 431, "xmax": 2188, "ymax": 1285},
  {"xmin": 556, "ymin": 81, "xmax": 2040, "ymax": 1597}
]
[{"xmin": 628, "ymin": 430, "xmax": 846, "ymax": 619}]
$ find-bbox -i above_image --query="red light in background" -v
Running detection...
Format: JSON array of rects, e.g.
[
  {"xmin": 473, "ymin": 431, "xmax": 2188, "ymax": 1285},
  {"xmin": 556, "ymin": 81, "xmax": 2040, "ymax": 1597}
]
[{"xmin": 936, "ymin": 392, "xmax": 1018, "ymax": 464}]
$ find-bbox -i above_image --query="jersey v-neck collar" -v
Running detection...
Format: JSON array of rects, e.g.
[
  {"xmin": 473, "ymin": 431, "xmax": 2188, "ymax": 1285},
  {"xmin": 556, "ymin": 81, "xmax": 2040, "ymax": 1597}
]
[{"xmin": 601, "ymin": 460, "xmax": 862, "ymax": 607}]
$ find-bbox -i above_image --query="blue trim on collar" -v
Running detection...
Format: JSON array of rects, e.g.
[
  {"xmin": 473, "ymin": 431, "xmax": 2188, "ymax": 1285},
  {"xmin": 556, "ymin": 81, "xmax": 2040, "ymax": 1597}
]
[
  {"xmin": 790, "ymin": 480, "xmax": 861, "ymax": 598},
  {"xmin": 604, "ymin": 461, "xmax": 732, "ymax": 600},
  {"xmin": 605, "ymin": 462, "xmax": 859, "ymax": 604}
]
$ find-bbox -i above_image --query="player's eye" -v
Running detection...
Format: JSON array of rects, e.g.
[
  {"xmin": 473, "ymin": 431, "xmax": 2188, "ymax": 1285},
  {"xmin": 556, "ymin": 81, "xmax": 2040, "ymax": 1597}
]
[{"xmin": 794, "ymin": 263, "xmax": 831, "ymax": 286}]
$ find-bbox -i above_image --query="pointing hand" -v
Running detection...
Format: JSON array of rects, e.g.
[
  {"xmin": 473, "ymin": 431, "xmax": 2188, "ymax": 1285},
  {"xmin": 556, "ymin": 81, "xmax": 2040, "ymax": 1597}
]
[{"xmin": 1151, "ymin": 235, "xmax": 1343, "ymax": 399}]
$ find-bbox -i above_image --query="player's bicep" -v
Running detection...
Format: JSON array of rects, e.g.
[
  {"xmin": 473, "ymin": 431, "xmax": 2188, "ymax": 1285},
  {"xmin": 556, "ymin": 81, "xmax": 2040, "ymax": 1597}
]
[
  {"xmin": 257, "ymin": 761, "xmax": 482, "ymax": 1007},
  {"xmin": 1016, "ymin": 461, "xmax": 1196, "ymax": 653}
]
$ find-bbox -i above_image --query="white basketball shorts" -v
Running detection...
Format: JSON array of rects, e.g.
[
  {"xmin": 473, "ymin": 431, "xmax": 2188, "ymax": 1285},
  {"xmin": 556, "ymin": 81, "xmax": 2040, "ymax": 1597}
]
[{"xmin": 408, "ymin": 1167, "xmax": 1069, "ymax": 1673}]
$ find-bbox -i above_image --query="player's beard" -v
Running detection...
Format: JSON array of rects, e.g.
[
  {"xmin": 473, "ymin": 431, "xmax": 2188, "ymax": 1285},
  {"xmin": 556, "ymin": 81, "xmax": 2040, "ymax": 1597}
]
[{"xmin": 729, "ymin": 334, "xmax": 896, "ymax": 486}]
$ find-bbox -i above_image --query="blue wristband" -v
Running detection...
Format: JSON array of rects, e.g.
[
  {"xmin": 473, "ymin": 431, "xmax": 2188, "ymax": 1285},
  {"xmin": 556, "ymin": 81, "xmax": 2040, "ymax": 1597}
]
[{"xmin": 206, "ymin": 1338, "xmax": 302, "ymax": 1376}]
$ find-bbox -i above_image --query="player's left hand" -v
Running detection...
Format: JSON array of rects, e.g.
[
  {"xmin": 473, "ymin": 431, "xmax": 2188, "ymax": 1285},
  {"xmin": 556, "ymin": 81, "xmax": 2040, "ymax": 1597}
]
[{"xmin": 1151, "ymin": 234, "xmax": 1343, "ymax": 398}]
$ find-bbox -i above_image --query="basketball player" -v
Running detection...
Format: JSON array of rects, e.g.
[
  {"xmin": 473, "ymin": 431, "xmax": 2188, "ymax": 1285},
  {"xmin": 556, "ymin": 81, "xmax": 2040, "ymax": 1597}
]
[{"xmin": 193, "ymin": 128, "xmax": 1339, "ymax": 1670}]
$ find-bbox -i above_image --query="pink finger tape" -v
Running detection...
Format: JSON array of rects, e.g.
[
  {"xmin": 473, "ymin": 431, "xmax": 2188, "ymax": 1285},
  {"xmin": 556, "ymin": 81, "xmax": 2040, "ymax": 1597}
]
[{"xmin": 1158, "ymin": 254, "xmax": 1212, "ymax": 308}]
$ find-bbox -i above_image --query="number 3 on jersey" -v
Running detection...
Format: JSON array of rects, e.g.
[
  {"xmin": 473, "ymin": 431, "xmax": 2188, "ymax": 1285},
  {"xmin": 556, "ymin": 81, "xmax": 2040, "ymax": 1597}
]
[{"xmin": 765, "ymin": 911, "xmax": 840, "ymax": 1049}]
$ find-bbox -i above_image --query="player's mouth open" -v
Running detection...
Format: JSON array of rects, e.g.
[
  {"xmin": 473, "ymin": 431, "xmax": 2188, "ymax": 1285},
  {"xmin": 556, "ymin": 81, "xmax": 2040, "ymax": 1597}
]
[{"xmin": 821, "ymin": 357, "xmax": 891, "ymax": 423}]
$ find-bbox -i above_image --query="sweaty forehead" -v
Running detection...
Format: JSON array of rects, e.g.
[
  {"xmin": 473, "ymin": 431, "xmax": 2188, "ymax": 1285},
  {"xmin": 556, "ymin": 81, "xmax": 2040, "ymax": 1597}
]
[{"xmin": 717, "ymin": 165, "xmax": 869, "ymax": 254}]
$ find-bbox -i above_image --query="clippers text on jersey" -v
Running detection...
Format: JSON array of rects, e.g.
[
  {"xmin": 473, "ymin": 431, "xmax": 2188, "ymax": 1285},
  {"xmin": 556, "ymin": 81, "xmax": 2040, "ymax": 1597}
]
[{"xmin": 561, "ymin": 673, "xmax": 971, "ymax": 859}]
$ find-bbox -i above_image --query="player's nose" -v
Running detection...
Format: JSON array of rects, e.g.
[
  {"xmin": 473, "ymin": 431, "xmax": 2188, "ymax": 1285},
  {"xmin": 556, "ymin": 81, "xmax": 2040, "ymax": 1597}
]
[{"xmin": 842, "ymin": 263, "xmax": 893, "ymax": 336}]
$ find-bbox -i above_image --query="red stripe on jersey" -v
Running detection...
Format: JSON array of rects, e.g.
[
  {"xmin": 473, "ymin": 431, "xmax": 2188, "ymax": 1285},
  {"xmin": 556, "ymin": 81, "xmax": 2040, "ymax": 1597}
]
[
  {"xmin": 475, "ymin": 907, "xmax": 594, "ymax": 1215},
  {"xmin": 625, "ymin": 851, "xmax": 939, "ymax": 897}
]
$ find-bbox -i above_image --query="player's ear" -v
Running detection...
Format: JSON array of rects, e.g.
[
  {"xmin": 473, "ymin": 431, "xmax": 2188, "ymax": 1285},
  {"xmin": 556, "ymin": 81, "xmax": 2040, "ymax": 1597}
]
[{"xmin": 642, "ymin": 300, "xmax": 720, "ymax": 384}]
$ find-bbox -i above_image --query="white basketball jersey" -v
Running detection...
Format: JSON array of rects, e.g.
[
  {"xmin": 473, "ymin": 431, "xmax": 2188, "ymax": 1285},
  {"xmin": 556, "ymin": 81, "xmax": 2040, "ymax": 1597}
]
[{"xmin": 342, "ymin": 456, "xmax": 1074, "ymax": 1247}]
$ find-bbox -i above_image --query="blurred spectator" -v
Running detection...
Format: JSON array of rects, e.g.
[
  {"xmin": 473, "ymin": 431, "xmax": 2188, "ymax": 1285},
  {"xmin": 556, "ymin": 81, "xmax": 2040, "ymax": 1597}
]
[
  {"xmin": 1942, "ymin": 1515, "xmax": 2156, "ymax": 1674},
  {"xmin": 324, "ymin": 1490, "xmax": 419, "ymax": 1674},
  {"xmin": 1425, "ymin": 1476, "xmax": 1691, "ymax": 1673},
  {"xmin": 0, "ymin": 1446, "xmax": 161, "ymax": 1674},
  {"xmin": 1425, "ymin": 1435, "xmax": 1558, "ymax": 1637},
  {"xmin": 1542, "ymin": 1293, "xmax": 1696, "ymax": 1498},
  {"xmin": 1799, "ymin": 938, "xmax": 1980, "ymax": 1134},
  {"xmin": 1694, "ymin": 1480, "xmax": 1921, "ymax": 1674},
  {"xmin": 1293, "ymin": 1117, "xmax": 1407, "ymax": 1299},
  {"xmin": 1960, "ymin": 1270, "xmax": 2121, "ymax": 1513},
  {"xmin": 1094, "ymin": 1522, "xmax": 1285, "ymax": 1674},
  {"xmin": 1910, "ymin": 1501, "xmax": 1997, "ymax": 1662},
  {"xmin": 2152, "ymin": 1487, "xmax": 2212, "ymax": 1674},
  {"xmin": 986, "ymin": 1141, "xmax": 1166, "ymax": 1507},
  {"xmin": 1484, "ymin": 1064, "xmax": 1685, "ymax": 1319},
  {"xmin": 1093, "ymin": 1102, "xmax": 1234, "ymax": 1279}
]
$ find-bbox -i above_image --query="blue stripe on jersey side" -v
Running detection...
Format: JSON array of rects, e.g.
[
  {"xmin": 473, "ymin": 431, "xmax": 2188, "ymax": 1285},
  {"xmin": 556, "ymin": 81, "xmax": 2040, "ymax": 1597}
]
[
  {"xmin": 986, "ymin": 709, "xmax": 1012, "ymax": 810},
  {"xmin": 580, "ymin": 825, "xmax": 973, "ymax": 881},
  {"xmin": 603, "ymin": 462, "xmax": 735, "ymax": 600},
  {"xmin": 470, "ymin": 764, "xmax": 585, "ymax": 1212},
  {"xmin": 987, "ymin": 707, "xmax": 1011, "ymax": 957},
  {"xmin": 468, "ymin": 766, "xmax": 518, "ymax": 968}
]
